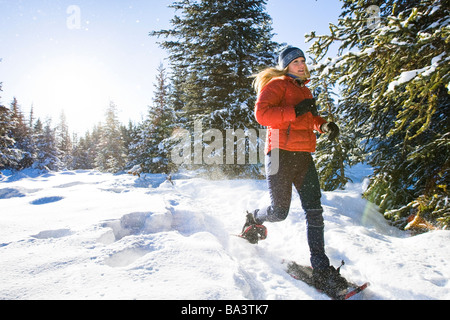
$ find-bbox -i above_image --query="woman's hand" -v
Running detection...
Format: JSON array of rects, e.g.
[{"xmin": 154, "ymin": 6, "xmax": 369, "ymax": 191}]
[
  {"xmin": 321, "ymin": 122, "xmax": 340, "ymax": 141},
  {"xmin": 294, "ymin": 99, "xmax": 318, "ymax": 117}
]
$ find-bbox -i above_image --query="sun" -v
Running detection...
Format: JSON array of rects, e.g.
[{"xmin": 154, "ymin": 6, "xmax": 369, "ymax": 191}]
[{"xmin": 31, "ymin": 55, "xmax": 119, "ymax": 133}]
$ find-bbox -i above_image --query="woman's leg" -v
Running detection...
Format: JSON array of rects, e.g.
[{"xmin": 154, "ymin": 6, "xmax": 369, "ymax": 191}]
[
  {"xmin": 293, "ymin": 154, "xmax": 330, "ymax": 270},
  {"xmin": 255, "ymin": 149, "xmax": 293, "ymax": 223}
]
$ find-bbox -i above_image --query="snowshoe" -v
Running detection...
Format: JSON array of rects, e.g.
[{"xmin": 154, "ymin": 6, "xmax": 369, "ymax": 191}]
[
  {"xmin": 284, "ymin": 260, "xmax": 369, "ymax": 300},
  {"xmin": 239, "ymin": 211, "xmax": 267, "ymax": 244},
  {"xmin": 312, "ymin": 263, "xmax": 349, "ymax": 298}
]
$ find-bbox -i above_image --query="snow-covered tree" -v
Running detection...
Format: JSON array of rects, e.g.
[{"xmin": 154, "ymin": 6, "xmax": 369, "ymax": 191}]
[
  {"xmin": 56, "ymin": 110, "xmax": 73, "ymax": 169},
  {"xmin": 312, "ymin": 85, "xmax": 352, "ymax": 191},
  {"xmin": 128, "ymin": 63, "xmax": 176, "ymax": 174},
  {"xmin": 306, "ymin": 0, "xmax": 449, "ymax": 229},
  {"xmin": 0, "ymin": 79, "xmax": 20, "ymax": 169},
  {"xmin": 151, "ymin": 0, "xmax": 279, "ymax": 176},
  {"xmin": 9, "ymin": 98, "xmax": 34, "ymax": 169},
  {"xmin": 32, "ymin": 118, "xmax": 63, "ymax": 171},
  {"xmin": 310, "ymin": 63, "xmax": 365, "ymax": 191},
  {"xmin": 71, "ymin": 131, "xmax": 96, "ymax": 170},
  {"xmin": 95, "ymin": 102, "xmax": 127, "ymax": 173},
  {"xmin": 0, "ymin": 105, "xmax": 22, "ymax": 169}
]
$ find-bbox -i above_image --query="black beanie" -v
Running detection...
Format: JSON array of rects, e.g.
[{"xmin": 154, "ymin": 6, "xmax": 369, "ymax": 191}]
[{"xmin": 278, "ymin": 47, "xmax": 305, "ymax": 69}]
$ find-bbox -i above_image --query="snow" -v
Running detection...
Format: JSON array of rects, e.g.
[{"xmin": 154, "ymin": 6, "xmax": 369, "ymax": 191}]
[
  {"xmin": 387, "ymin": 68, "xmax": 427, "ymax": 92},
  {"xmin": 1, "ymin": 166, "xmax": 449, "ymax": 300},
  {"xmin": 387, "ymin": 52, "xmax": 447, "ymax": 92}
]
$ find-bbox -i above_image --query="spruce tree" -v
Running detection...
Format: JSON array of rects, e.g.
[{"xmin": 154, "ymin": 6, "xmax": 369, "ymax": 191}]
[
  {"xmin": 88, "ymin": 125, "xmax": 102, "ymax": 169},
  {"xmin": 95, "ymin": 102, "xmax": 127, "ymax": 173},
  {"xmin": 306, "ymin": 0, "xmax": 449, "ymax": 229},
  {"xmin": 0, "ymin": 79, "xmax": 19, "ymax": 169},
  {"xmin": 0, "ymin": 105, "xmax": 21, "ymax": 169},
  {"xmin": 150, "ymin": 0, "xmax": 279, "ymax": 176},
  {"xmin": 128, "ymin": 63, "xmax": 175, "ymax": 174},
  {"xmin": 56, "ymin": 110, "xmax": 73, "ymax": 169},
  {"xmin": 71, "ymin": 132, "xmax": 94, "ymax": 170},
  {"xmin": 147, "ymin": 62, "xmax": 175, "ymax": 173},
  {"xmin": 32, "ymin": 118, "xmax": 63, "ymax": 171},
  {"xmin": 9, "ymin": 98, "xmax": 34, "ymax": 169},
  {"xmin": 310, "ymin": 69, "xmax": 363, "ymax": 191},
  {"xmin": 126, "ymin": 122, "xmax": 145, "ymax": 173}
]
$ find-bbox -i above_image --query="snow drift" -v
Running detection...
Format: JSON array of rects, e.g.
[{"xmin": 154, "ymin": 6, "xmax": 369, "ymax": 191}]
[{"xmin": 0, "ymin": 166, "xmax": 449, "ymax": 300}]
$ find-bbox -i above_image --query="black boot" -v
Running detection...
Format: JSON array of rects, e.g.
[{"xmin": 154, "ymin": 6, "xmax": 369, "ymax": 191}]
[
  {"xmin": 312, "ymin": 263, "xmax": 349, "ymax": 298},
  {"xmin": 240, "ymin": 211, "xmax": 267, "ymax": 244},
  {"xmin": 306, "ymin": 210, "xmax": 330, "ymax": 269}
]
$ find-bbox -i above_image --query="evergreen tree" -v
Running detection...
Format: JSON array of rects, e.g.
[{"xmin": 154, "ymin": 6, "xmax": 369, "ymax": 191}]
[
  {"xmin": 306, "ymin": 0, "xmax": 450, "ymax": 229},
  {"xmin": 0, "ymin": 78, "xmax": 19, "ymax": 169},
  {"xmin": 128, "ymin": 63, "xmax": 176, "ymax": 174},
  {"xmin": 150, "ymin": 0, "xmax": 279, "ymax": 176},
  {"xmin": 71, "ymin": 127, "xmax": 101, "ymax": 170},
  {"xmin": 120, "ymin": 120, "xmax": 138, "ymax": 173},
  {"xmin": 29, "ymin": 104, "xmax": 35, "ymax": 129},
  {"xmin": 0, "ymin": 104, "xmax": 22, "ymax": 169},
  {"xmin": 310, "ymin": 66, "xmax": 364, "ymax": 191},
  {"xmin": 88, "ymin": 125, "xmax": 102, "ymax": 168},
  {"xmin": 56, "ymin": 110, "xmax": 73, "ymax": 169},
  {"xmin": 95, "ymin": 102, "xmax": 127, "ymax": 173},
  {"xmin": 120, "ymin": 121, "xmax": 136, "ymax": 159},
  {"xmin": 9, "ymin": 98, "xmax": 34, "ymax": 169},
  {"xmin": 126, "ymin": 121, "xmax": 145, "ymax": 172},
  {"xmin": 148, "ymin": 63, "xmax": 175, "ymax": 173},
  {"xmin": 71, "ymin": 134, "xmax": 93, "ymax": 170},
  {"xmin": 32, "ymin": 118, "xmax": 63, "ymax": 171},
  {"xmin": 154, "ymin": 0, "xmax": 279, "ymax": 127}
]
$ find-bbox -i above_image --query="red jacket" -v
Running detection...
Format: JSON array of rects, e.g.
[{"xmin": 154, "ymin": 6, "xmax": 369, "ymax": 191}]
[{"xmin": 255, "ymin": 75, "xmax": 327, "ymax": 154}]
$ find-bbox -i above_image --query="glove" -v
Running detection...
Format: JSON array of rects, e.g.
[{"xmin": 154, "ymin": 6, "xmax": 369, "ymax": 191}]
[
  {"xmin": 321, "ymin": 122, "xmax": 340, "ymax": 141},
  {"xmin": 294, "ymin": 99, "xmax": 318, "ymax": 117}
]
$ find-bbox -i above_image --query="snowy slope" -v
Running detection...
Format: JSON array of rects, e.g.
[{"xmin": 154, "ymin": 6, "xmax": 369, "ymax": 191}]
[{"xmin": 0, "ymin": 167, "xmax": 449, "ymax": 300}]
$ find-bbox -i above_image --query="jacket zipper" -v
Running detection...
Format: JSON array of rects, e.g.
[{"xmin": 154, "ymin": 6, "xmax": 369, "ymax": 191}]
[{"xmin": 285, "ymin": 123, "xmax": 292, "ymax": 148}]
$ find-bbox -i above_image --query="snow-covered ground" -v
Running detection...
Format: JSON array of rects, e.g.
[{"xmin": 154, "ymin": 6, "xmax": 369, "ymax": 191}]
[{"xmin": 1, "ymin": 165, "xmax": 449, "ymax": 300}]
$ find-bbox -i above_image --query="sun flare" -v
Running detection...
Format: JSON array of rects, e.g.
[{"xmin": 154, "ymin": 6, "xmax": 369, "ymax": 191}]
[{"xmin": 31, "ymin": 55, "xmax": 119, "ymax": 133}]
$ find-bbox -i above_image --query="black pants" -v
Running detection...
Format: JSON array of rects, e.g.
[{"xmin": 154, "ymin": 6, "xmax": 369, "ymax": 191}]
[{"xmin": 256, "ymin": 149, "xmax": 330, "ymax": 269}]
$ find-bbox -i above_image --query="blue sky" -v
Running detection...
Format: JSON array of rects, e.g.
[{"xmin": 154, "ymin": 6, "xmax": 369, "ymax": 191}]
[{"xmin": 0, "ymin": 0, "xmax": 342, "ymax": 134}]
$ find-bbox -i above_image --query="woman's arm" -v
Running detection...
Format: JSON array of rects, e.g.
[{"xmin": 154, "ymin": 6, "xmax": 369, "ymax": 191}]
[{"xmin": 255, "ymin": 79, "xmax": 296, "ymax": 127}]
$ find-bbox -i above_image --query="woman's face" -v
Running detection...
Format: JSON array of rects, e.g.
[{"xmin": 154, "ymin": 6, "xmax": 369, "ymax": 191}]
[{"xmin": 287, "ymin": 57, "xmax": 306, "ymax": 78}]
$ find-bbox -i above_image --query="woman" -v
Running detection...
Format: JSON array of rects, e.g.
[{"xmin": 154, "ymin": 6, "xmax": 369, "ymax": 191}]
[{"xmin": 240, "ymin": 46, "xmax": 345, "ymax": 293}]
